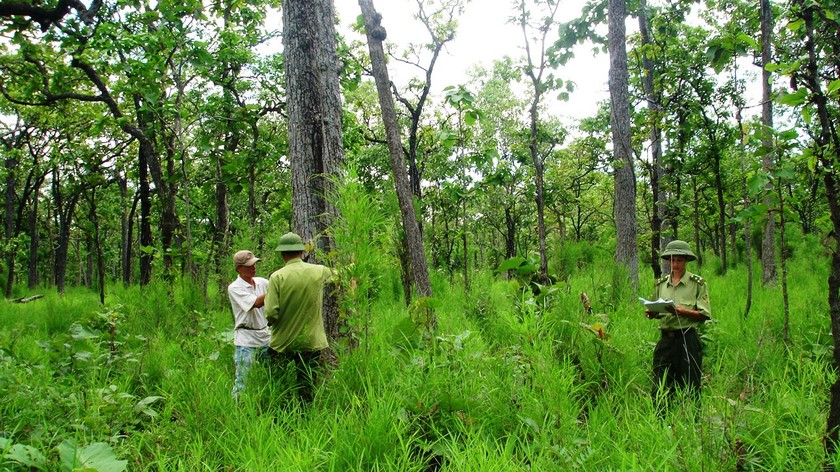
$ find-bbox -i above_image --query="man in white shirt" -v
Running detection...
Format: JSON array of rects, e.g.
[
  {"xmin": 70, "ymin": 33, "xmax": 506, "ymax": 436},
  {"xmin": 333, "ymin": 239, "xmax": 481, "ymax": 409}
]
[{"xmin": 227, "ymin": 250, "xmax": 271, "ymax": 396}]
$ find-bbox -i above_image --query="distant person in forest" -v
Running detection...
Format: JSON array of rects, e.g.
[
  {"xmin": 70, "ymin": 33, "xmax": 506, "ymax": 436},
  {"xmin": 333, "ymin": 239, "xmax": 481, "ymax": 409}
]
[
  {"xmin": 227, "ymin": 250, "xmax": 270, "ymax": 397},
  {"xmin": 645, "ymin": 240, "xmax": 711, "ymax": 406},
  {"xmin": 264, "ymin": 232, "xmax": 335, "ymax": 402}
]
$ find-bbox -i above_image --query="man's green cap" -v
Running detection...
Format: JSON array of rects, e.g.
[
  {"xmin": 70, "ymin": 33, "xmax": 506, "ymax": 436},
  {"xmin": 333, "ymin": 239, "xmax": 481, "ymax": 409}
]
[
  {"xmin": 660, "ymin": 240, "xmax": 696, "ymax": 262},
  {"xmin": 276, "ymin": 232, "xmax": 305, "ymax": 252}
]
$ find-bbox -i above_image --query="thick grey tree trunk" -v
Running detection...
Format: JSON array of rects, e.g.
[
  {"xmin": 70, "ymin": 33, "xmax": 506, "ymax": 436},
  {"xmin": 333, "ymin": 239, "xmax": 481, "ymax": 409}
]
[
  {"xmin": 283, "ymin": 0, "xmax": 345, "ymax": 339},
  {"xmin": 608, "ymin": 0, "xmax": 638, "ymax": 288},
  {"xmin": 358, "ymin": 0, "xmax": 433, "ymax": 304}
]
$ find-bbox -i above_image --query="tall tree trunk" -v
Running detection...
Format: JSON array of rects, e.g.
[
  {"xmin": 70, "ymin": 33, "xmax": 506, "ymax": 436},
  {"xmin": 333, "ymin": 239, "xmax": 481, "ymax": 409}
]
[
  {"xmin": 794, "ymin": 2, "xmax": 840, "ymax": 461},
  {"xmin": 359, "ymin": 0, "xmax": 433, "ymax": 304},
  {"xmin": 28, "ymin": 188, "xmax": 40, "ymax": 289},
  {"xmin": 777, "ymin": 183, "xmax": 790, "ymax": 343},
  {"xmin": 284, "ymin": 0, "xmax": 346, "ymax": 340},
  {"xmin": 692, "ymin": 176, "xmax": 702, "ymax": 269},
  {"xmin": 138, "ymin": 141, "xmax": 153, "ymax": 286},
  {"xmin": 213, "ymin": 155, "xmax": 229, "ymax": 298},
  {"xmin": 125, "ymin": 193, "xmax": 139, "ymax": 286},
  {"xmin": 505, "ymin": 206, "xmax": 516, "ymax": 260},
  {"xmin": 119, "ymin": 171, "xmax": 131, "ymax": 285},
  {"xmin": 713, "ymin": 147, "xmax": 727, "ymax": 272},
  {"xmin": 4, "ymin": 148, "xmax": 16, "ymax": 298},
  {"xmin": 52, "ymin": 167, "xmax": 79, "ymax": 294},
  {"xmin": 638, "ymin": 0, "xmax": 666, "ymax": 279},
  {"xmin": 608, "ymin": 0, "xmax": 638, "ymax": 288},
  {"xmin": 87, "ymin": 188, "xmax": 105, "ymax": 304},
  {"xmin": 760, "ymin": 0, "xmax": 777, "ymax": 285},
  {"xmin": 736, "ymin": 105, "xmax": 753, "ymax": 318},
  {"xmin": 461, "ymin": 198, "xmax": 469, "ymax": 293}
]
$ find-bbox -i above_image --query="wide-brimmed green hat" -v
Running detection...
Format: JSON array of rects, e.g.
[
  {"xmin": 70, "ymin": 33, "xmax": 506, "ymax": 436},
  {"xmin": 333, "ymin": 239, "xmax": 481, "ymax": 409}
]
[
  {"xmin": 276, "ymin": 232, "xmax": 305, "ymax": 252},
  {"xmin": 660, "ymin": 240, "xmax": 696, "ymax": 261}
]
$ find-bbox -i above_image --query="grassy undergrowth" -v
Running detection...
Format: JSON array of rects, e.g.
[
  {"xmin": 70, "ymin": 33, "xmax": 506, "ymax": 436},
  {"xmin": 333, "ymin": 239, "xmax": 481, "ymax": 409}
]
[{"xmin": 1, "ymin": 243, "xmax": 837, "ymax": 471}]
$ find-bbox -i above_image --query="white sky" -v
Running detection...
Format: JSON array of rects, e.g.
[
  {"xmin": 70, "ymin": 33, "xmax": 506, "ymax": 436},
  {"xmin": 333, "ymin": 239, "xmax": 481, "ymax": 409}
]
[{"xmin": 334, "ymin": 0, "xmax": 610, "ymax": 125}]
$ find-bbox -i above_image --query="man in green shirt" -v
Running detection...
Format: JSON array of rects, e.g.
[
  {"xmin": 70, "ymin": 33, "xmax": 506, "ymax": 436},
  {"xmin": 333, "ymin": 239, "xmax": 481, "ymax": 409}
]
[
  {"xmin": 264, "ymin": 232, "xmax": 334, "ymax": 402},
  {"xmin": 645, "ymin": 240, "xmax": 711, "ymax": 404}
]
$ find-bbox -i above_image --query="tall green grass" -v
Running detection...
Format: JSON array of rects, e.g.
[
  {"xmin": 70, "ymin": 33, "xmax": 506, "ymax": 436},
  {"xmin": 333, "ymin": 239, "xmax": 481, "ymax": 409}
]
[{"xmin": 1, "ymin": 216, "xmax": 837, "ymax": 469}]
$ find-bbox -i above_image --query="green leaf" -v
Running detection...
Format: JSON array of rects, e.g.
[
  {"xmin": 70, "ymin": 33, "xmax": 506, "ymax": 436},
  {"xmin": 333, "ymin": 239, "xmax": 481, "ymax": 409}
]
[
  {"xmin": 786, "ymin": 19, "xmax": 804, "ymax": 31},
  {"xmin": 134, "ymin": 396, "xmax": 163, "ymax": 414},
  {"xmin": 1, "ymin": 438, "xmax": 47, "ymax": 470},
  {"xmin": 464, "ymin": 110, "xmax": 478, "ymax": 126},
  {"xmin": 827, "ymin": 79, "xmax": 840, "ymax": 95},
  {"xmin": 778, "ymin": 129, "xmax": 799, "ymax": 141},
  {"xmin": 59, "ymin": 441, "xmax": 127, "ymax": 472},
  {"xmin": 747, "ymin": 172, "xmax": 770, "ymax": 196},
  {"xmin": 518, "ymin": 415, "xmax": 540, "ymax": 433},
  {"xmin": 496, "ymin": 257, "xmax": 527, "ymax": 273},
  {"xmin": 778, "ymin": 88, "xmax": 808, "ymax": 107}
]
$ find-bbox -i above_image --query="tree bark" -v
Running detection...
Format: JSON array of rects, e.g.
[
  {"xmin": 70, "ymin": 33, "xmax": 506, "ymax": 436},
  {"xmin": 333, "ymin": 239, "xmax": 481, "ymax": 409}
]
[
  {"xmin": 637, "ymin": 0, "xmax": 666, "ymax": 279},
  {"xmin": 359, "ymin": 0, "xmax": 433, "ymax": 304},
  {"xmin": 52, "ymin": 167, "xmax": 79, "ymax": 294},
  {"xmin": 283, "ymin": 0, "xmax": 346, "ymax": 339},
  {"xmin": 27, "ymin": 186, "xmax": 40, "ymax": 288},
  {"xmin": 4, "ymin": 143, "xmax": 16, "ymax": 298},
  {"xmin": 608, "ymin": 0, "xmax": 638, "ymax": 288},
  {"xmin": 760, "ymin": 0, "xmax": 777, "ymax": 285},
  {"xmin": 138, "ymin": 139, "xmax": 153, "ymax": 286},
  {"xmin": 794, "ymin": 2, "xmax": 840, "ymax": 460},
  {"xmin": 713, "ymin": 145, "xmax": 727, "ymax": 272}
]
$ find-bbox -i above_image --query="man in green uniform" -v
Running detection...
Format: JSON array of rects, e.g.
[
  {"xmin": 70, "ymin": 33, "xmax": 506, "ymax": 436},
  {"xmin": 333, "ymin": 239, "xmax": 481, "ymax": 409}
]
[
  {"xmin": 264, "ymin": 232, "xmax": 334, "ymax": 402},
  {"xmin": 645, "ymin": 240, "xmax": 711, "ymax": 403}
]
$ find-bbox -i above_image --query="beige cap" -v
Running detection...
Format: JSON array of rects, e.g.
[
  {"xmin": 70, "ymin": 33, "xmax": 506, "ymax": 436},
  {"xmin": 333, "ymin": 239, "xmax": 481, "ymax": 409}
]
[{"xmin": 233, "ymin": 250, "xmax": 261, "ymax": 267}]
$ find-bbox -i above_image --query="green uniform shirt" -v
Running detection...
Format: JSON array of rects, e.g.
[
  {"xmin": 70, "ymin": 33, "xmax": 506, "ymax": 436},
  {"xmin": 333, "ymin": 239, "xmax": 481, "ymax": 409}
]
[
  {"xmin": 264, "ymin": 258, "xmax": 334, "ymax": 353},
  {"xmin": 653, "ymin": 270, "xmax": 711, "ymax": 331}
]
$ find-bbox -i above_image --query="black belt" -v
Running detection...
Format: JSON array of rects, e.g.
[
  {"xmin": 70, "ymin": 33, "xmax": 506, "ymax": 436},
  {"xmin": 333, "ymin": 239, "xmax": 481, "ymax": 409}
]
[
  {"xmin": 661, "ymin": 328, "xmax": 695, "ymax": 338},
  {"xmin": 235, "ymin": 325, "xmax": 268, "ymax": 331}
]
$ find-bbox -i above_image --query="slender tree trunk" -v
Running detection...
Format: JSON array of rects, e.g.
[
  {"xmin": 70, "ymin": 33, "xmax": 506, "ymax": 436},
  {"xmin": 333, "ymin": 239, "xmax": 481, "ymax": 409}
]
[
  {"xmin": 692, "ymin": 176, "xmax": 702, "ymax": 269},
  {"xmin": 728, "ymin": 201, "xmax": 737, "ymax": 262},
  {"xmin": 119, "ymin": 171, "xmax": 130, "ymax": 285},
  {"xmin": 713, "ymin": 148, "xmax": 727, "ymax": 272},
  {"xmin": 125, "ymin": 193, "xmax": 139, "ymax": 286},
  {"xmin": 462, "ymin": 198, "xmax": 469, "ymax": 293},
  {"xmin": 359, "ymin": 0, "xmax": 433, "ymax": 305},
  {"xmin": 213, "ymin": 155, "xmax": 229, "ymax": 298},
  {"xmin": 638, "ymin": 0, "xmax": 666, "ymax": 279},
  {"xmin": 793, "ymin": 4, "xmax": 840, "ymax": 460},
  {"xmin": 736, "ymin": 107, "xmax": 753, "ymax": 318},
  {"xmin": 28, "ymin": 189, "xmax": 40, "ymax": 289},
  {"xmin": 4, "ymin": 150, "xmax": 16, "ymax": 298},
  {"xmin": 760, "ymin": 0, "xmax": 777, "ymax": 285},
  {"xmin": 608, "ymin": 0, "xmax": 638, "ymax": 288},
  {"xmin": 778, "ymin": 183, "xmax": 790, "ymax": 343},
  {"xmin": 52, "ymin": 168, "xmax": 79, "ymax": 294},
  {"xmin": 284, "ymin": 0, "xmax": 346, "ymax": 339},
  {"xmin": 87, "ymin": 188, "xmax": 106, "ymax": 304},
  {"xmin": 46, "ymin": 205, "xmax": 55, "ymax": 286},
  {"xmin": 505, "ymin": 206, "xmax": 516, "ymax": 260},
  {"xmin": 138, "ymin": 142, "xmax": 153, "ymax": 286}
]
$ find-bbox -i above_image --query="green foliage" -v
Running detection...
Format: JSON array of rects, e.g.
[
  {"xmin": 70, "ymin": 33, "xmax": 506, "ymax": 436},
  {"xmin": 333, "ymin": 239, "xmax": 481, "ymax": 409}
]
[{"xmin": 1, "ymin": 242, "xmax": 838, "ymax": 469}]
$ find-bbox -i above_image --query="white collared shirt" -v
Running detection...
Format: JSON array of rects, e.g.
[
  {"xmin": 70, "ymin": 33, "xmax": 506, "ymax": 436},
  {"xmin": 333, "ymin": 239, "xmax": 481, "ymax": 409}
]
[{"xmin": 227, "ymin": 276, "xmax": 270, "ymax": 347}]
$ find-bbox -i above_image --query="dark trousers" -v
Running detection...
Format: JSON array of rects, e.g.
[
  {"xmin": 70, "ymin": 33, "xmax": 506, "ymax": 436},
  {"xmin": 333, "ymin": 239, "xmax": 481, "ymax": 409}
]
[
  {"xmin": 652, "ymin": 328, "xmax": 702, "ymax": 402},
  {"xmin": 267, "ymin": 349, "xmax": 322, "ymax": 403}
]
